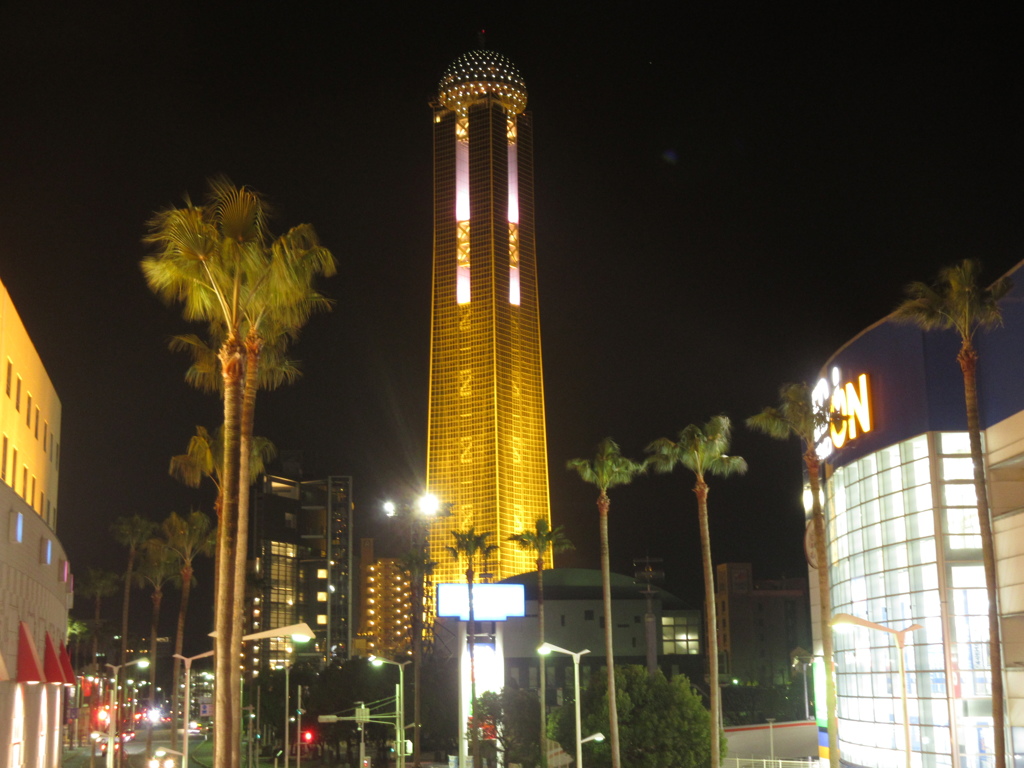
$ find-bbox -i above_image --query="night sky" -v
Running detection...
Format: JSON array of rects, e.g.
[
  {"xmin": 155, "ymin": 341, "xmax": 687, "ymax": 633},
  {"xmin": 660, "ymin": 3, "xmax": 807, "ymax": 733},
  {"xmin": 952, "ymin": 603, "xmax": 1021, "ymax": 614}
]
[{"xmin": 1, "ymin": 6, "xmax": 1019, "ymax": 653}]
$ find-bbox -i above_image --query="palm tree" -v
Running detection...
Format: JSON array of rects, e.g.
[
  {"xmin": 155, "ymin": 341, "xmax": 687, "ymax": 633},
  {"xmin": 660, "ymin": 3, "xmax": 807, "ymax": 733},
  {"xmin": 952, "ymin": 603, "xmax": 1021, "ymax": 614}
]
[
  {"xmin": 161, "ymin": 509, "xmax": 216, "ymax": 749},
  {"xmin": 446, "ymin": 528, "xmax": 498, "ymax": 768},
  {"xmin": 169, "ymin": 424, "xmax": 276, "ymax": 518},
  {"xmin": 646, "ymin": 416, "xmax": 747, "ymax": 768},
  {"xmin": 143, "ymin": 177, "xmax": 333, "ymax": 768},
  {"xmin": 135, "ymin": 539, "xmax": 177, "ymax": 756},
  {"xmin": 398, "ymin": 546, "xmax": 436, "ymax": 767},
  {"xmin": 566, "ymin": 438, "xmax": 644, "ymax": 768},
  {"xmin": 111, "ymin": 515, "xmax": 158, "ymax": 672},
  {"xmin": 747, "ymin": 382, "xmax": 839, "ymax": 766},
  {"xmin": 508, "ymin": 518, "xmax": 574, "ymax": 768},
  {"xmin": 893, "ymin": 259, "xmax": 1011, "ymax": 766},
  {"xmin": 143, "ymin": 179, "xmax": 262, "ymax": 767},
  {"xmin": 78, "ymin": 567, "xmax": 120, "ymax": 670}
]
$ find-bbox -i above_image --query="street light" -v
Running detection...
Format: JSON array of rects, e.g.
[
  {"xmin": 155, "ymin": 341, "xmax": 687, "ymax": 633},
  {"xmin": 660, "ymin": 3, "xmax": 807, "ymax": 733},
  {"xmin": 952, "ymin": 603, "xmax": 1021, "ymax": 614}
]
[
  {"xmin": 105, "ymin": 658, "xmax": 150, "ymax": 768},
  {"xmin": 210, "ymin": 622, "xmax": 316, "ymax": 768},
  {"xmin": 831, "ymin": 613, "xmax": 922, "ymax": 768},
  {"xmin": 262, "ymin": 624, "xmax": 316, "ymax": 768},
  {"xmin": 370, "ymin": 655, "xmax": 411, "ymax": 768},
  {"xmin": 538, "ymin": 644, "xmax": 590, "ymax": 768},
  {"xmin": 172, "ymin": 650, "xmax": 214, "ymax": 768}
]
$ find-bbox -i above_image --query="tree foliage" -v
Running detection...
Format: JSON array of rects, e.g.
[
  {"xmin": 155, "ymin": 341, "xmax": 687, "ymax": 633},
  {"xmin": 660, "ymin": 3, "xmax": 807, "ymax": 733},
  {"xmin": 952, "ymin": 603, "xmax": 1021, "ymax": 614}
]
[
  {"xmin": 550, "ymin": 666, "xmax": 720, "ymax": 768},
  {"xmin": 476, "ymin": 687, "xmax": 541, "ymax": 768}
]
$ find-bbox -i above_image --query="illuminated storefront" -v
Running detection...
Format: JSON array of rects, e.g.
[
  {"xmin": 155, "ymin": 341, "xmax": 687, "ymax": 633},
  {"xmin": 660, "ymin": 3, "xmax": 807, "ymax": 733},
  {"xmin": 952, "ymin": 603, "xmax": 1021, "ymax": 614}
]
[{"xmin": 812, "ymin": 261, "xmax": 1024, "ymax": 768}]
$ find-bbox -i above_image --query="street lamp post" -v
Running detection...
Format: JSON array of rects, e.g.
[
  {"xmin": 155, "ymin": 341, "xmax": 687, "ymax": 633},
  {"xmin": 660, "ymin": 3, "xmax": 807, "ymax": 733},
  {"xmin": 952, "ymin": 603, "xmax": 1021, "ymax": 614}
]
[
  {"xmin": 538, "ymin": 644, "xmax": 590, "ymax": 768},
  {"xmin": 831, "ymin": 613, "xmax": 922, "ymax": 768},
  {"xmin": 383, "ymin": 492, "xmax": 443, "ymax": 767},
  {"xmin": 105, "ymin": 658, "xmax": 150, "ymax": 768},
  {"xmin": 370, "ymin": 655, "xmax": 411, "ymax": 768},
  {"xmin": 173, "ymin": 650, "xmax": 214, "ymax": 768},
  {"xmin": 209, "ymin": 622, "xmax": 315, "ymax": 768}
]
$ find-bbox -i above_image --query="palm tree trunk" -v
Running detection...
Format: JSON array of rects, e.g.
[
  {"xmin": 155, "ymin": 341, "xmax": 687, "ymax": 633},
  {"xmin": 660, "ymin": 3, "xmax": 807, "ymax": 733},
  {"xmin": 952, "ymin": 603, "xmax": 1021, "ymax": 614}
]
[
  {"xmin": 145, "ymin": 589, "xmax": 162, "ymax": 758},
  {"xmin": 597, "ymin": 492, "xmax": 621, "ymax": 768},
  {"xmin": 468, "ymin": 566, "xmax": 480, "ymax": 768},
  {"xmin": 231, "ymin": 334, "xmax": 260, "ymax": 768},
  {"xmin": 170, "ymin": 566, "xmax": 193, "ymax": 751},
  {"xmin": 695, "ymin": 480, "xmax": 720, "ymax": 768},
  {"xmin": 92, "ymin": 597, "xmax": 102, "ymax": 671},
  {"xmin": 806, "ymin": 453, "xmax": 839, "ymax": 768},
  {"xmin": 959, "ymin": 344, "xmax": 1005, "ymax": 766},
  {"xmin": 537, "ymin": 558, "xmax": 547, "ymax": 768},
  {"xmin": 412, "ymin": 570, "xmax": 423, "ymax": 767},
  {"xmin": 215, "ymin": 339, "xmax": 243, "ymax": 768},
  {"xmin": 120, "ymin": 552, "xmax": 136, "ymax": 667}
]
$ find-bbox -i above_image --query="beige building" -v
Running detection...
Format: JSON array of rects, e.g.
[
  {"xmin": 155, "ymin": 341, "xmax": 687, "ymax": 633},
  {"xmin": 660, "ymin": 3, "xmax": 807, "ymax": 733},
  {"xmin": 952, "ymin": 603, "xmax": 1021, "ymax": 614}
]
[
  {"xmin": 355, "ymin": 539, "xmax": 412, "ymax": 659},
  {"xmin": 0, "ymin": 277, "xmax": 72, "ymax": 768}
]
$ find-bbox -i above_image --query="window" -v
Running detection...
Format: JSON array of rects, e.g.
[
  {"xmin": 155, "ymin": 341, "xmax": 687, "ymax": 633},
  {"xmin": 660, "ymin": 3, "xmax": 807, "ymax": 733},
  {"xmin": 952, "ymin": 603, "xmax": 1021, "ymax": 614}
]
[
  {"xmin": 12, "ymin": 449, "xmax": 17, "ymax": 485},
  {"xmin": 15, "ymin": 376, "xmax": 21, "ymax": 411},
  {"xmin": 26, "ymin": 395, "xmax": 32, "ymax": 426},
  {"xmin": 1, "ymin": 435, "xmax": 6, "ymax": 482},
  {"xmin": 11, "ymin": 511, "xmax": 24, "ymax": 543},
  {"xmin": 34, "ymin": 408, "xmax": 39, "ymax": 438},
  {"xmin": 22, "ymin": 467, "xmax": 27, "ymax": 499},
  {"xmin": 31, "ymin": 477, "xmax": 36, "ymax": 509},
  {"xmin": 40, "ymin": 537, "xmax": 52, "ymax": 565},
  {"xmin": 584, "ymin": 609, "xmax": 594, "ymax": 620},
  {"xmin": 5, "ymin": 361, "xmax": 10, "ymax": 396},
  {"xmin": 43, "ymin": 422, "xmax": 47, "ymax": 451}
]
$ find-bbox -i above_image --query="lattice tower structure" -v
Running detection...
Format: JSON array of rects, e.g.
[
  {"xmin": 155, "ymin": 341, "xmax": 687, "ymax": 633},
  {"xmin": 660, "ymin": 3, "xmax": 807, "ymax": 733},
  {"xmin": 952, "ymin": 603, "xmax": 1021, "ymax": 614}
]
[{"xmin": 426, "ymin": 49, "xmax": 553, "ymax": 589}]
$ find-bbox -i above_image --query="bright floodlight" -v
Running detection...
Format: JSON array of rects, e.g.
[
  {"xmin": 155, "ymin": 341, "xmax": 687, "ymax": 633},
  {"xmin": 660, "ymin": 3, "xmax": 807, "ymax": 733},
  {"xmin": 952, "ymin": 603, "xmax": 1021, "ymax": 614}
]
[
  {"xmin": 417, "ymin": 494, "xmax": 440, "ymax": 516},
  {"xmin": 581, "ymin": 733, "xmax": 605, "ymax": 744},
  {"xmin": 384, "ymin": 501, "xmax": 397, "ymax": 517}
]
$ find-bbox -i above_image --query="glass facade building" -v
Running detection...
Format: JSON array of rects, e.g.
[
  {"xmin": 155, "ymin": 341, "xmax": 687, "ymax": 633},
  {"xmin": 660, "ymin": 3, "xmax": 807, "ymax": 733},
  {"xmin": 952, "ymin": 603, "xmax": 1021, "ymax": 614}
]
[
  {"xmin": 426, "ymin": 50, "xmax": 552, "ymax": 588},
  {"xmin": 813, "ymin": 260, "xmax": 1024, "ymax": 768}
]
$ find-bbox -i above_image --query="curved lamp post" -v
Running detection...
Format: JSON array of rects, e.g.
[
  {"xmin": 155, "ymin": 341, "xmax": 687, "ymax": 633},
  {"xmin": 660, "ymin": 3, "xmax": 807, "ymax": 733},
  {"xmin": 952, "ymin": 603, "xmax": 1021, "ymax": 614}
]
[
  {"xmin": 831, "ymin": 613, "xmax": 922, "ymax": 768},
  {"xmin": 105, "ymin": 657, "xmax": 149, "ymax": 768},
  {"xmin": 172, "ymin": 650, "xmax": 214, "ymax": 768},
  {"xmin": 538, "ymin": 644, "xmax": 590, "ymax": 768},
  {"xmin": 370, "ymin": 655, "xmax": 411, "ymax": 768},
  {"xmin": 210, "ymin": 622, "xmax": 316, "ymax": 768},
  {"xmin": 383, "ymin": 492, "xmax": 443, "ymax": 767}
]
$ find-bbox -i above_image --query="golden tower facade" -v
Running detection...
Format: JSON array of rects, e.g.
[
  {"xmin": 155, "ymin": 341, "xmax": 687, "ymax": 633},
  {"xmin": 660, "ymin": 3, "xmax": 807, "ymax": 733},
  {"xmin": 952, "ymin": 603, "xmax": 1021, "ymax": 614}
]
[{"xmin": 426, "ymin": 49, "xmax": 552, "ymax": 586}]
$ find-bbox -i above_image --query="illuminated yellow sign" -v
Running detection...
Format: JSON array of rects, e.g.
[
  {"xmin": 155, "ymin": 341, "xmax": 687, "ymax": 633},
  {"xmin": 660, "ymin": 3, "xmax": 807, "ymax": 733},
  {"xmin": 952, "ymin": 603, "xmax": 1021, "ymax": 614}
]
[
  {"xmin": 813, "ymin": 369, "xmax": 874, "ymax": 457},
  {"xmin": 829, "ymin": 373, "xmax": 872, "ymax": 449}
]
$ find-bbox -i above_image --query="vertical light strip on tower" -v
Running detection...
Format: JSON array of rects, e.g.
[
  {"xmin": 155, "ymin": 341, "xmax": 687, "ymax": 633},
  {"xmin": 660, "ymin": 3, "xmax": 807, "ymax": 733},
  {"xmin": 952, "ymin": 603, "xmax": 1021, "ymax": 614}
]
[{"xmin": 427, "ymin": 49, "xmax": 552, "ymax": 589}]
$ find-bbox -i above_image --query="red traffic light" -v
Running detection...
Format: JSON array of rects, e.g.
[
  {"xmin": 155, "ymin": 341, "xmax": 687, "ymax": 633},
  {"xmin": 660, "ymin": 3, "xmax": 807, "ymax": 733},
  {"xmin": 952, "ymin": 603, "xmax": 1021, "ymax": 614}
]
[{"xmin": 303, "ymin": 731, "xmax": 314, "ymax": 743}]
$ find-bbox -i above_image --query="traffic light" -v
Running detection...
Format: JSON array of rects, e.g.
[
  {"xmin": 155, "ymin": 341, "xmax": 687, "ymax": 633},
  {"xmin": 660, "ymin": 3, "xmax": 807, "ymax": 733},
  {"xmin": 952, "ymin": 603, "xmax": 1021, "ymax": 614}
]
[{"xmin": 303, "ymin": 730, "xmax": 314, "ymax": 744}]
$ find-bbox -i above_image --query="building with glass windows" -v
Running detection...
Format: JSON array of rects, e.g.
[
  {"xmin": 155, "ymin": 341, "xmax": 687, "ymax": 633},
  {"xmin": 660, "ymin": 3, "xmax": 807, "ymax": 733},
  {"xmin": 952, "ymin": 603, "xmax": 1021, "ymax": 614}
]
[
  {"xmin": 425, "ymin": 49, "xmax": 552, "ymax": 590},
  {"xmin": 811, "ymin": 260, "xmax": 1024, "ymax": 768},
  {"xmin": 0, "ymin": 276, "xmax": 71, "ymax": 768},
  {"xmin": 248, "ymin": 474, "xmax": 353, "ymax": 673}
]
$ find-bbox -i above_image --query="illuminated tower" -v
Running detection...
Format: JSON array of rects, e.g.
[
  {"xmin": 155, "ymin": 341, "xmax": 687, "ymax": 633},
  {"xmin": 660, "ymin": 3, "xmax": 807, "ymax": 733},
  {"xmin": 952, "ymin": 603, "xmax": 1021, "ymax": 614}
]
[{"xmin": 426, "ymin": 49, "xmax": 552, "ymax": 587}]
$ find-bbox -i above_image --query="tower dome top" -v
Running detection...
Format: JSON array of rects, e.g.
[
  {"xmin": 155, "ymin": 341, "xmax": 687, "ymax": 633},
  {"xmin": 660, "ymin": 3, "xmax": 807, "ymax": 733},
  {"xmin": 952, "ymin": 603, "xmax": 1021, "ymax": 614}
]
[{"xmin": 438, "ymin": 49, "xmax": 527, "ymax": 115}]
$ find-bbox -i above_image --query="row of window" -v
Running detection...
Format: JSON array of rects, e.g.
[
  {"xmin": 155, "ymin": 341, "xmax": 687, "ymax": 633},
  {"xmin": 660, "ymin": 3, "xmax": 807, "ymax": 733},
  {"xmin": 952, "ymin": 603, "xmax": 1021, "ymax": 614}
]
[
  {"xmin": 7, "ymin": 509, "xmax": 66, "ymax": 577},
  {"xmin": 1, "ymin": 434, "xmax": 52, "ymax": 519}
]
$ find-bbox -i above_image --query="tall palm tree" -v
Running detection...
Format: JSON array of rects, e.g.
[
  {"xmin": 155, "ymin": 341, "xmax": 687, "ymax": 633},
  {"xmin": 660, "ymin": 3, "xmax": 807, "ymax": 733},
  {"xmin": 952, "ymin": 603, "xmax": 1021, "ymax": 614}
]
[
  {"xmin": 747, "ymin": 382, "xmax": 839, "ymax": 767},
  {"xmin": 446, "ymin": 528, "xmax": 498, "ymax": 768},
  {"xmin": 135, "ymin": 540, "xmax": 177, "ymax": 757},
  {"xmin": 894, "ymin": 259, "xmax": 1011, "ymax": 766},
  {"xmin": 111, "ymin": 515, "xmax": 157, "ymax": 671},
  {"xmin": 646, "ymin": 416, "xmax": 747, "ymax": 768},
  {"xmin": 78, "ymin": 567, "xmax": 120, "ymax": 670},
  {"xmin": 398, "ymin": 546, "xmax": 436, "ymax": 767},
  {"xmin": 143, "ymin": 179, "xmax": 262, "ymax": 768},
  {"xmin": 169, "ymin": 424, "xmax": 276, "ymax": 518},
  {"xmin": 143, "ymin": 177, "xmax": 333, "ymax": 768},
  {"xmin": 566, "ymin": 438, "xmax": 644, "ymax": 768},
  {"xmin": 161, "ymin": 509, "xmax": 216, "ymax": 750},
  {"xmin": 508, "ymin": 518, "xmax": 574, "ymax": 768}
]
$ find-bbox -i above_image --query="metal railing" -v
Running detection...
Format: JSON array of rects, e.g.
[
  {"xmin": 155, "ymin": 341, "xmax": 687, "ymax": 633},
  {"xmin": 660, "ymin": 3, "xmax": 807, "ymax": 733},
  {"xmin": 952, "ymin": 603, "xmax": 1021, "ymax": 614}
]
[{"xmin": 723, "ymin": 759, "xmax": 816, "ymax": 768}]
